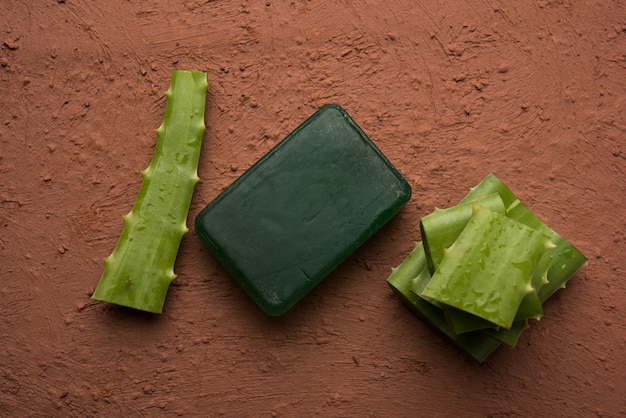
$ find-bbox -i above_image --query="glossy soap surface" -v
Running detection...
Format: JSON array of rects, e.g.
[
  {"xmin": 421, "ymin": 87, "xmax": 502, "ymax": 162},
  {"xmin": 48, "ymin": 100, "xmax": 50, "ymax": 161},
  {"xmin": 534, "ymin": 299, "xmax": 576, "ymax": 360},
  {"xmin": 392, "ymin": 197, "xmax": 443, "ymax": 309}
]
[{"xmin": 195, "ymin": 104, "xmax": 411, "ymax": 315}]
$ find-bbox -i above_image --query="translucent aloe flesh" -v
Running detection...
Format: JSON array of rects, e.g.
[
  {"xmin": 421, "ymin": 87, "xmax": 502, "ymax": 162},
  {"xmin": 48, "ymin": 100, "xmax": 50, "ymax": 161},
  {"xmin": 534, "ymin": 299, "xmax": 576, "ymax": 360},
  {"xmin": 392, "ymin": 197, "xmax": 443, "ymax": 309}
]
[
  {"xmin": 387, "ymin": 173, "xmax": 587, "ymax": 361},
  {"xmin": 92, "ymin": 70, "xmax": 208, "ymax": 313}
]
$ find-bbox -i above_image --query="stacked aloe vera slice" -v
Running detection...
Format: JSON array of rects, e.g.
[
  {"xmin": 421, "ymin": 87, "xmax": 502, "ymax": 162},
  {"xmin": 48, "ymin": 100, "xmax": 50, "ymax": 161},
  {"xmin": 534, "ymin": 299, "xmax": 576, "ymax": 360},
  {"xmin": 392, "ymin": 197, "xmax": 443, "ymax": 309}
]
[{"xmin": 387, "ymin": 174, "xmax": 587, "ymax": 362}]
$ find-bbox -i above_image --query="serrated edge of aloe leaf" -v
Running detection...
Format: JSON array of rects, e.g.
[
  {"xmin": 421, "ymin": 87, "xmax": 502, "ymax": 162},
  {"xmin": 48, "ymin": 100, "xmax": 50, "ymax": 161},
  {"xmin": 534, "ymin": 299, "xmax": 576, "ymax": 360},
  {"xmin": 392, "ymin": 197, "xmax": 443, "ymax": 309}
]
[
  {"xmin": 420, "ymin": 192, "xmax": 545, "ymax": 331},
  {"xmin": 514, "ymin": 252, "xmax": 555, "ymax": 320}
]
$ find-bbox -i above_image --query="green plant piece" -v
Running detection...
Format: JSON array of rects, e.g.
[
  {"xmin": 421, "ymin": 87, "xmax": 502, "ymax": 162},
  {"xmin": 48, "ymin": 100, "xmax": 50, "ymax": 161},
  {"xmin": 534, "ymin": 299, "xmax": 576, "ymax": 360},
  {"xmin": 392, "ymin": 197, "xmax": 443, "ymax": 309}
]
[
  {"xmin": 420, "ymin": 193, "xmax": 505, "ymax": 274},
  {"xmin": 387, "ymin": 173, "xmax": 587, "ymax": 361},
  {"xmin": 92, "ymin": 70, "xmax": 208, "ymax": 314},
  {"xmin": 537, "ymin": 235, "xmax": 586, "ymax": 301},
  {"xmin": 420, "ymin": 191, "xmax": 549, "ymax": 334},
  {"xmin": 481, "ymin": 319, "xmax": 529, "ymax": 347},
  {"xmin": 421, "ymin": 206, "xmax": 555, "ymax": 329},
  {"xmin": 460, "ymin": 174, "xmax": 587, "ymax": 299},
  {"xmin": 442, "ymin": 251, "xmax": 552, "ymax": 335},
  {"xmin": 515, "ymin": 252, "xmax": 553, "ymax": 318},
  {"xmin": 387, "ymin": 242, "xmax": 501, "ymax": 362},
  {"xmin": 436, "ymin": 174, "xmax": 585, "ymax": 339},
  {"xmin": 442, "ymin": 305, "xmax": 499, "ymax": 333}
]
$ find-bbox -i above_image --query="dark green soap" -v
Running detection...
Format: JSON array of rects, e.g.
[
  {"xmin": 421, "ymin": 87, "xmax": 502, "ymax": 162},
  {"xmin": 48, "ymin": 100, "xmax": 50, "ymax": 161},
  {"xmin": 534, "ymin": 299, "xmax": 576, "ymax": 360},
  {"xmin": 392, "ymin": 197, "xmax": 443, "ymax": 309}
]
[{"xmin": 195, "ymin": 104, "xmax": 411, "ymax": 316}]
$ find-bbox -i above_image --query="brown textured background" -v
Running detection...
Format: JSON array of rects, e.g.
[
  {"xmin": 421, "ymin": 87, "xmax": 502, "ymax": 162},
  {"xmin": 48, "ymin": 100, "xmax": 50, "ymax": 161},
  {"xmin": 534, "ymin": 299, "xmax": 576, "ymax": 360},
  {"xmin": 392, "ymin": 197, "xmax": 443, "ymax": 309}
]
[{"xmin": 1, "ymin": 1, "xmax": 624, "ymax": 416}]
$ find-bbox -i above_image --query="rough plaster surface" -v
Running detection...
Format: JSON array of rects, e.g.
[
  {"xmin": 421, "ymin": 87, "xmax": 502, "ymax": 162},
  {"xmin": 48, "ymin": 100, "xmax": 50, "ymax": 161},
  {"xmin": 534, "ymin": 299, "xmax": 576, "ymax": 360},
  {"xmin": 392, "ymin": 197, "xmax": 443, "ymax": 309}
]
[{"xmin": 1, "ymin": 1, "xmax": 625, "ymax": 416}]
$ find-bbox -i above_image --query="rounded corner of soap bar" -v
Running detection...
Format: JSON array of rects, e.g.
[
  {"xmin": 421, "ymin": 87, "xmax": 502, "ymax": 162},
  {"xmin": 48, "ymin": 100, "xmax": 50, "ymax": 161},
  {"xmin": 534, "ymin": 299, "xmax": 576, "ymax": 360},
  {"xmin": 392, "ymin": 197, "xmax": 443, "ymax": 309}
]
[
  {"xmin": 314, "ymin": 103, "xmax": 356, "ymax": 124},
  {"xmin": 258, "ymin": 300, "xmax": 292, "ymax": 317},
  {"xmin": 319, "ymin": 103, "xmax": 345, "ymax": 113},
  {"xmin": 398, "ymin": 179, "xmax": 412, "ymax": 202}
]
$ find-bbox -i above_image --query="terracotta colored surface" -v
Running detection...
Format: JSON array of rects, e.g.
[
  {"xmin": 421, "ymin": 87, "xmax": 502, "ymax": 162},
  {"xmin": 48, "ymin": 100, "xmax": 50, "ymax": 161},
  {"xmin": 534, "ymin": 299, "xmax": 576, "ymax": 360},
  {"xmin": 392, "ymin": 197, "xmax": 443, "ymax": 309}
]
[{"xmin": 1, "ymin": 1, "xmax": 624, "ymax": 416}]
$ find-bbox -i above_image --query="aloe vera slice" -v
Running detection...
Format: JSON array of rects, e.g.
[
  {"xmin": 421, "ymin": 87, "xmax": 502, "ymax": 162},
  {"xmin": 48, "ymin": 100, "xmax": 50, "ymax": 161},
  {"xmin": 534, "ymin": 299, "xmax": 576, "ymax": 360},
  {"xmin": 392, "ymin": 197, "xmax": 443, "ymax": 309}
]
[
  {"xmin": 442, "ymin": 305, "xmax": 499, "ymax": 333},
  {"xmin": 421, "ymin": 192, "xmax": 546, "ymax": 333},
  {"xmin": 420, "ymin": 193, "xmax": 505, "ymax": 274},
  {"xmin": 387, "ymin": 174, "xmax": 587, "ymax": 361},
  {"xmin": 92, "ymin": 70, "xmax": 208, "ymax": 313},
  {"xmin": 387, "ymin": 242, "xmax": 501, "ymax": 362},
  {"xmin": 449, "ymin": 251, "xmax": 552, "ymax": 332},
  {"xmin": 538, "ymin": 234, "xmax": 586, "ymax": 301},
  {"xmin": 461, "ymin": 174, "xmax": 587, "ymax": 298},
  {"xmin": 442, "ymin": 252, "xmax": 549, "ymax": 335},
  {"xmin": 421, "ymin": 206, "xmax": 555, "ymax": 329},
  {"xmin": 435, "ymin": 175, "xmax": 580, "ymax": 344},
  {"xmin": 481, "ymin": 319, "xmax": 529, "ymax": 347},
  {"xmin": 466, "ymin": 253, "xmax": 550, "ymax": 342}
]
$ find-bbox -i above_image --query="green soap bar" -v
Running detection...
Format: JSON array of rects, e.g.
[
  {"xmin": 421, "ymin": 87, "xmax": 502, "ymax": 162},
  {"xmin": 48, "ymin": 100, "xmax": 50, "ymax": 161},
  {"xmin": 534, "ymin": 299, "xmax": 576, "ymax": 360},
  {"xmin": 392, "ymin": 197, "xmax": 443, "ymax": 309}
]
[{"xmin": 195, "ymin": 104, "xmax": 411, "ymax": 316}]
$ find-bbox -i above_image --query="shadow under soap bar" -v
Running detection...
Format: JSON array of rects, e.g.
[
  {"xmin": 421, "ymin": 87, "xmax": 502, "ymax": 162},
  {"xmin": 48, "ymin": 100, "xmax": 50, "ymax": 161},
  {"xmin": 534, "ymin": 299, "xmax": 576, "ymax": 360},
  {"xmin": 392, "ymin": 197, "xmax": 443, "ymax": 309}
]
[{"xmin": 195, "ymin": 104, "xmax": 411, "ymax": 315}]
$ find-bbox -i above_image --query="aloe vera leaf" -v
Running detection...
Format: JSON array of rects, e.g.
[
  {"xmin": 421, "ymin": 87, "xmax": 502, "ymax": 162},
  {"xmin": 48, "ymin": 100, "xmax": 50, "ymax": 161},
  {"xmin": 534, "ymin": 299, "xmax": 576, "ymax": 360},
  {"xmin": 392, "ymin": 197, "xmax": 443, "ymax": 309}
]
[
  {"xmin": 420, "ymin": 193, "xmax": 505, "ymax": 274},
  {"xmin": 462, "ymin": 256, "xmax": 551, "ymax": 344},
  {"xmin": 406, "ymin": 244, "xmax": 443, "ymax": 308},
  {"xmin": 447, "ymin": 254, "xmax": 552, "ymax": 340},
  {"xmin": 514, "ymin": 252, "xmax": 553, "ymax": 319},
  {"xmin": 425, "ymin": 215, "xmax": 550, "ymax": 334},
  {"xmin": 92, "ymin": 70, "xmax": 208, "ymax": 313},
  {"xmin": 421, "ymin": 192, "xmax": 545, "ymax": 332},
  {"xmin": 442, "ymin": 289, "xmax": 541, "ymax": 335},
  {"xmin": 425, "ymin": 174, "xmax": 572, "ymax": 345},
  {"xmin": 442, "ymin": 304, "xmax": 499, "ymax": 333},
  {"xmin": 387, "ymin": 242, "xmax": 501, "ymax": 362},
  {"xmin": 421, "ymin": 206, "xmax": 555, "ymax": 329},
  {"xmin": 537, "ymin": 234, "xmax": 586, "ymax": 301},
  {"xmin": 462, "ymin": 173, "xmax": 587, "ymax": 299},
  {"xmin": 388, "ymin": 174, "xmax": 586, "ymax": 360},
  {"xmin": 442, "ymin": 276, "xmax": 542, "ymax": 334},
  {"xmin": 481, "ymin": 319, "xmax": 529, "ymax": 347}
]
